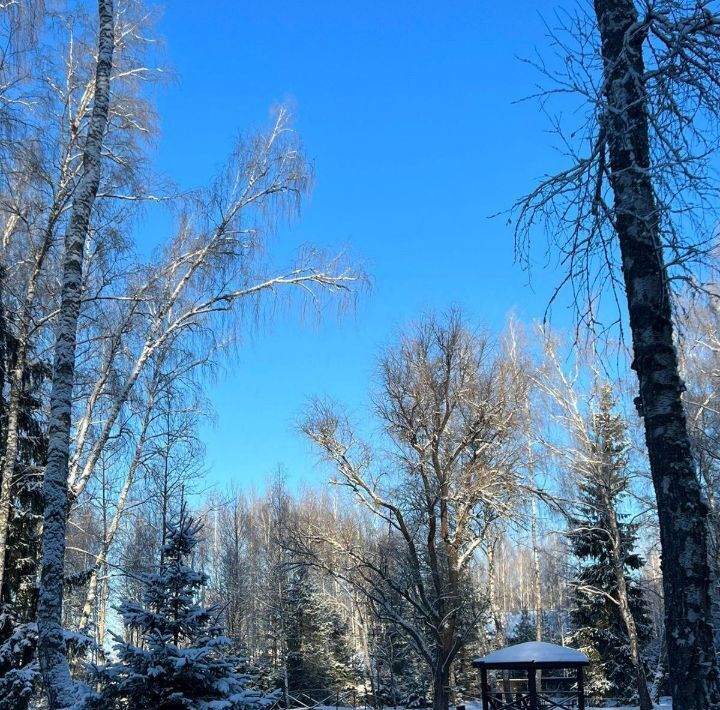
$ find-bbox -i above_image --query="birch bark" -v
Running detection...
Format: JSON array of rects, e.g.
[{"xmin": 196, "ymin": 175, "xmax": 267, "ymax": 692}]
[
  {"xmin": 604, "ymin": 494, "xmax": 653, "ymax": 710},
  {"xmin": 487, "ymin": 535, "xmax": 512, "ymax": 699},
  {"xmin": 528, "ymin": 450, "xmax": 542, "ymax": 643},
  {"xmin": 77, "ymin": 392, "xmax": 153, "ymax": 630},
  {"xmin": 37, "ymin": 1, "xmax": 114, "ymax": 706},
  {"xmin": 0, "ymin": 135, "xmax": 79, "ymax": 593}
]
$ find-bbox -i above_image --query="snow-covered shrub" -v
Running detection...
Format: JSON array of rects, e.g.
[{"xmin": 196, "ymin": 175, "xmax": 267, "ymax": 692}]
[
  {"xmin": 0, "ymin": 604, "xmax": 40, "ymax": 709},
  {"xmin": 86, "ymin": 505, "xmax": 264, "ymax": 709}
]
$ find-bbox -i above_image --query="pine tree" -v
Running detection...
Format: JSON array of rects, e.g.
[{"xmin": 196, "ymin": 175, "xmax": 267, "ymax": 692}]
[
  {"xmin": 568, "ymin": 386, "xmax": 652, "ymax": 704},
  {"xmin": 89, "ymin": 504, "xmax": 260, "ymax": 709}
]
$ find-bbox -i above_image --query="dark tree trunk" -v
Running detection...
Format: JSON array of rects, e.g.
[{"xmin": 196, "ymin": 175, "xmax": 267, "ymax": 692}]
[
  {"xmin": 432, "ymin": 661, "xmax": 450, "ymax": 710},
  {"xmin": 593, "ymin": 0, "xmax": 720, "ymax": 707}
]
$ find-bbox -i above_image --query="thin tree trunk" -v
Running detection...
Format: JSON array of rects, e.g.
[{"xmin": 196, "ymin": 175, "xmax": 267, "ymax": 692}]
[
  {"xmin": 593, "ymin": 1, "xmax": 720, "ymax": 706},
  {"xmin": 606, "ymin": 500, "xmax": 652, "ymax": 710},
  {"xmin": 487, "ymin": 537, "xmax": 512, "ymax": 699},
  {"xmin": 279, "ymin": 574, "xmax": 290, "ymax": 708},
  {"xmin": 389, "ymin": 640, "xmax": 397, "ymax": 709},
  {"xmin": 528, "ymin": 452, "xmax": 542, "ymax": 643},
  {"xmin": 357, "ymin": 604, "xmax": 376, "ymax": 705},
  {"xmin": 530, "ymin": 480, "xmax": 542, "ymax": 695},
  {"xmin": 77, "ymin": 459, "xmax": 138, "ymax": 628},
  {"xmin": 37, "ymin": 2, "xmax": 114, "ymax": 706},
  {"xmin": 97, "ymin": 560, "xmax": 109, "ymax": 662},
  {"xmin": 78, "ymin": 385, "xmax": 153, "ymax": 629},
  {"xmin": 0, "ymin": 103, "xmax": 95, "ymax": 580},
  {"xmin": 0, "ymin": 357, "xmax": 27, "ymax": 596},
  {"xmin": 616, "ymin": 571, "xmax": 653, "ymax": 710},
  {"xmin": 697, "ymin": 446, "xmax": 720, "ymax": 622}
]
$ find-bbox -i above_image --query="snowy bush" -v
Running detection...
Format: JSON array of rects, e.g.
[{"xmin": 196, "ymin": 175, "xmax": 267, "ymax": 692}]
[
  {"xmin": 86, "ymin": 504, "xmax": 265, "ymax": 709},
  {"xmin": 0, "ymin": 604, "xmax": 40, "ymax": 709}
]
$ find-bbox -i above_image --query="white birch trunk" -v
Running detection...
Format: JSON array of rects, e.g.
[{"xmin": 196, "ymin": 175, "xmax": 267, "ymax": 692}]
[
  {"xmin": 528, "ymin": 450, "xmax": 543, "ymax": 643},
  {"xmin": 605, "ymin": 495, "xmax": 653, "ymax": 710},
  {"xmin": 37, "ymin": 2, "xmax": 114, "ymax": 706},
  {"xmin": 77, "ymin": 373, "xmax": 156, "ymax": 629}
]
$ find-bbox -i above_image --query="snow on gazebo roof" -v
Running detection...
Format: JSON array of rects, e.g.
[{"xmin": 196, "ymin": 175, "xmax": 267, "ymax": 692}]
[{"xmin": 473, "ymin": 641, "xmax": 589, "ymax": 669}]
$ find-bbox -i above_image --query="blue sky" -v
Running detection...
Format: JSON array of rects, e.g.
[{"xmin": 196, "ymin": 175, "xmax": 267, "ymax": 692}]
[{"xmin": 147, "ymin": 0, "xmax": 579, "ymax": 491}]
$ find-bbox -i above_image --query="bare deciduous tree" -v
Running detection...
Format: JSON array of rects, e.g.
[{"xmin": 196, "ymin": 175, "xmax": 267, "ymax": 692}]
[
  {"xmin": 66, "ymin": 107, "xmax": 357, "ymax": 512},
  {"xmin": 0, "ymin": 0, "xmax": 160, "ymax": 598},
  {"xmin": 302, "ymin": 311, "xmax": 527, "ymax": 710}
]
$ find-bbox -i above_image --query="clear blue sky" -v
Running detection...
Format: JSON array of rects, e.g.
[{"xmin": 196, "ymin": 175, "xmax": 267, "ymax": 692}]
[{"xmin": 147, "ymin": 0, "xmax": 577, "ymax": 491}]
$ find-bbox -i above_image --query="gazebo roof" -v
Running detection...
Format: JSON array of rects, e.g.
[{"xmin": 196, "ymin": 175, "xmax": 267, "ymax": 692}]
[{"xmin": 473, "ymin": 641, "xmax": 589, "ymax": 670}]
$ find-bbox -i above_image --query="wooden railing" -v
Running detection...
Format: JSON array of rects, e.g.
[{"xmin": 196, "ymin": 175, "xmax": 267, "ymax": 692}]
[
  {"xmin": 487, "ymin": 691, "xmax": 582, "ymax": 709},
  {"xmin": 264, "ymin": 688, "xmax": 369, "ymax": 710}
]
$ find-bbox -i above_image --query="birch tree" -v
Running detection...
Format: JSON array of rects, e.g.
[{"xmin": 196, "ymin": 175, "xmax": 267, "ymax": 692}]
[
  {"xmin": 0, "ymin": 0, "xmax": 160, "ymax": 598},
  {"xmin": 507, "ymin": 318, "xmax": 546, "ymax": 643},
  {"xmin": 37, "ymin": 1, "xmax": 114, "ymax": 706},
  {"xmin": 65, "ymin": 107, "xmax": 356, "ymax": 516},
  {"xmin": 59, "ymin": 110, "xmax": 357, "ymax": 646},
  {"xmin": 76, "ymin": 348, "xmax": 187, "ymax": 634},
  {"xmin": 0, "ymin": 7, "xmax": 357, "ymax": 686},
  {"xmin": 535, "ymin": 334, "xmax": 652, "ymax": 708},
  {"xmin": 514, "ymin": 2, "xmax": 720, "ymax": 704}
]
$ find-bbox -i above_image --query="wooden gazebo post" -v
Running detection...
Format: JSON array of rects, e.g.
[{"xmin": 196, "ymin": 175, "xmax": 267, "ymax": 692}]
[
  {"xmin": 480, "ymin": 667, "xmax": 490, "ymax": 710},
  {"xmin": 527, "ymin": 667, "xmax": 538, "ymax": 710},
  {"xmin": 577, "ymin": 666, "xmax": 585, "ymax": 710}
]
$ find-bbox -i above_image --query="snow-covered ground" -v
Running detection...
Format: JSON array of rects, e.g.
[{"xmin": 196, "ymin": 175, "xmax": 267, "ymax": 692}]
[
  {"xmin": 315, "ymin": 699, "xmax": 673, "ymax": 710},
  {"xmin": 463, "ymin": 700, "xmax": 672, "ymax": 710}
]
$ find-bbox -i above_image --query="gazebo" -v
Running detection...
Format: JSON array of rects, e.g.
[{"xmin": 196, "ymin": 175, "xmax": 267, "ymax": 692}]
[{"xmin": 473, "ymin": 641, "xmax": 589, "ymax": 710}]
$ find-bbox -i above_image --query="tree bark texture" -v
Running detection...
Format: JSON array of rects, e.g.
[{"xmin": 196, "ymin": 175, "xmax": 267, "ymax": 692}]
[
  {"xmin": 593, "ymin": 0, "xmax": 720, "ymax": 706},
  {"xmin": 37, "ymin": 2, "xmax": 114, "ymax": 707}
]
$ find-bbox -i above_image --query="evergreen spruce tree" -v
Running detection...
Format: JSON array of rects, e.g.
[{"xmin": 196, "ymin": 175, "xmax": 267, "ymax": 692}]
[
  {"xmin": 392, "ymin": 652, "xmax": 430, "ymax": 709},
  {"xmin": 509, "ymin": 609, "xmax": 536, "ymax": 645},
  {"xmin": 368, "ymin": 618, "xmax": 429, "ymax": 709},
  {"xmin": 508, "ymin": 609, "xmax": 563, "ymax": 645},
  {"xmin": 568, "ymin": 386, "xmax": 652, "ymax": 704},
  {"xmin": 89, "ymin": 504, "xmax": 260, "ymax": 709},
  {"xmin": 450, "ymin": 640, "xmax": 482, "ymax": 704},
  {"xmin": 282, "ymin": 566, "xmax": 358, "ymax": 696},
  {"xmin": 0, "ymin": 268, "xmax": 50, "ymax": 709},
  {"xmin": 0, "ymin": 604, "xmax": 38, "ymax": 708},
  {"xmin": 448, "ymin": 585, "xmax": 490, "ymax": 704},
  {"xmin": 0, "ymin": 356, "xmax": 48, "ymax": 615}
]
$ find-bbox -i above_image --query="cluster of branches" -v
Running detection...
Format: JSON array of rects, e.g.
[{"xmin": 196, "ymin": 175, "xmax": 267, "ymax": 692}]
[
  {"xmin": 0, "ymin": 1, "xmax": 360, "ymax": 706},
  {"xmin": 51, "ymin": 302, "xmax": 720, "ymax": 710},
  {"xmin": 180, "ymin": 308, "xmax": 720, "ymax": 710}
]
